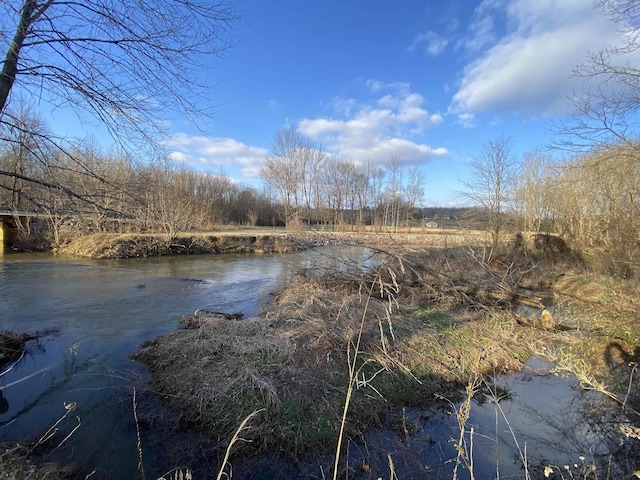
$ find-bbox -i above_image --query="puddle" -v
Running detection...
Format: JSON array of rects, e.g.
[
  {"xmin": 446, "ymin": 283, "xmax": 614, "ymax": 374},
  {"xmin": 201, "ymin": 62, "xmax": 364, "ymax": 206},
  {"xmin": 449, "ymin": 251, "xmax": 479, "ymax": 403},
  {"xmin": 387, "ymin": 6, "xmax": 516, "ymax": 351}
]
[{"xmin": 221, "ymin": 356, "xmax": 634, "ymax": 479}]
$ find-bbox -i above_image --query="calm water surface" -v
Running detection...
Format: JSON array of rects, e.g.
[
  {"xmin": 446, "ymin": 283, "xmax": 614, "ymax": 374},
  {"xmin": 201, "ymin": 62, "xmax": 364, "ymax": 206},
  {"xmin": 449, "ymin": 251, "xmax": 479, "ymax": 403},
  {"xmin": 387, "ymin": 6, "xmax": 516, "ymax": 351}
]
[{"xmin": 0, "ymin": 248, "xmax": 376, "ymax": 478}]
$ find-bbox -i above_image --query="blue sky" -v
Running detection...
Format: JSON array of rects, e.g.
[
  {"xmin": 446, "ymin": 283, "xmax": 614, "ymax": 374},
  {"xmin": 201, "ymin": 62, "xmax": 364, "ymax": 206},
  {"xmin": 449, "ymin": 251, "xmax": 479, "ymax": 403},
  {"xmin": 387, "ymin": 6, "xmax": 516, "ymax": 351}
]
[{"xmin": 53, "ymin": 1, "xmax": 633, "ymax": 205}]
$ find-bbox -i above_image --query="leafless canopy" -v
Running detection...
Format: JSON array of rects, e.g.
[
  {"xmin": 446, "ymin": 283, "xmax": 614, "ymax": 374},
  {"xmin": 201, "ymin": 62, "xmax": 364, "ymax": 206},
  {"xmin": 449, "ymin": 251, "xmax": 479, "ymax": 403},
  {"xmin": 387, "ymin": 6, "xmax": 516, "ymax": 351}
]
[
  {"xmin": 554, "ymin": 0, "xmax": 640, "ymax": 150},
  {"xmin": 459, "ymin": 136, "xmax": 517, "ymax": 248},
  {"xmin": 0, "ymin": 0, "xmax": 238, "ymax": 144}
]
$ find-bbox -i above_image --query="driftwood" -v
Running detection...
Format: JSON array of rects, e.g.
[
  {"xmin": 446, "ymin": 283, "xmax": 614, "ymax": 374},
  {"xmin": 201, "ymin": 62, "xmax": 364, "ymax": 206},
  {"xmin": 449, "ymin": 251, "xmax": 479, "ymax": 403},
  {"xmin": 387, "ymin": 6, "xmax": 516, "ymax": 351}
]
[{"xmin": 179, "ymin": 310, "xmax": 244, "ymax": 329}]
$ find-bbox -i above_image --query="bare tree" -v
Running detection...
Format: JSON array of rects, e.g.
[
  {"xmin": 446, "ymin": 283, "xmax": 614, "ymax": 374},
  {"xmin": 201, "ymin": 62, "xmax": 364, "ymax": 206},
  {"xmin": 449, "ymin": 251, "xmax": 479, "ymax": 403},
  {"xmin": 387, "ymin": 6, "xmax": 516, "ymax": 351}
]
[
  {"xmin": 546, "ymin": 143, "xmax": 640, "ymax": 276},
  {"xmin": 555, "ymin": 0, "xmax": 640, "ymax": 151},
  {"xmin": 323, "ymin": 156, "xmax": 348, "ymax": 228},
  {"xmin": 260, "ymin": 126, "xmax": 325, "ymax": 227},
  {"xmin": 405, "ymin": 166, "xmax": 425, "ymax": 231},
  {"xmin": 513, "ymin": 151, "xmax": 555, "ymax": 233},
  {"xmin": 0, "ymin": 100, "xmax": 50, "ymax": 210},
  {"xmin": 0, "ymin": 0, "xmax": 237, "ymax": 203},
  {"xmin": 385, "ymin": 157, "xmax": 404, "ymax": 232},
  {"xmin": 460, "ymin": 136, "xmax": 517, "ymax": 249}
]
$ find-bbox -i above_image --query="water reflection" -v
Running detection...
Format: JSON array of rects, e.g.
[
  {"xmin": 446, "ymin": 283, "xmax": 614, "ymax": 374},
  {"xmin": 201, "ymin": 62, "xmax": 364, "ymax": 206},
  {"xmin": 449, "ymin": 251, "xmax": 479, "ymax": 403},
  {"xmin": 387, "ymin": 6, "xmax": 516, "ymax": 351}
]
[
  {"xmin": 0, "ymin": 248, "xmax": 374, "ymax": 477},
  {"xmin": 0, "ymin": 390, "xmax": 8, "ymax": 414}
]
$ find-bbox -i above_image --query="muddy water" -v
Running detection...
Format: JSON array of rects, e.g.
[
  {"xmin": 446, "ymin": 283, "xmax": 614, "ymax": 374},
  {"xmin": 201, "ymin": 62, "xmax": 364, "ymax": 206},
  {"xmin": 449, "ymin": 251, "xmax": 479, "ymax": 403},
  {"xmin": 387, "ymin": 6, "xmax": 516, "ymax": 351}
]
[{"xmin": 0, "ymin": 249, "xmax": 612, "ymax": 479}]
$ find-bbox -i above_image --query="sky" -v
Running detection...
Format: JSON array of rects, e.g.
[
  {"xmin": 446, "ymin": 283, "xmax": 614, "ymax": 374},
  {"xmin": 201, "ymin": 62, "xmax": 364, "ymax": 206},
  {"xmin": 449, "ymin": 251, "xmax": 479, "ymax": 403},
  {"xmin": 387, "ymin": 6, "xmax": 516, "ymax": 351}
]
[{"xmin": 50, "ymin": 1, "xmax": 634, "ymax": 206}]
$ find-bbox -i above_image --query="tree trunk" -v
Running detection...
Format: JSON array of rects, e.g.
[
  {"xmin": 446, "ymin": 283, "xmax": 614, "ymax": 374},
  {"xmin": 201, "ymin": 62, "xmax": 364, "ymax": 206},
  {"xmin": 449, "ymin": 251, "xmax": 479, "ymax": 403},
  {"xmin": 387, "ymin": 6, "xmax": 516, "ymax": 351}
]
[{"xmin": 0, "ymin": 1, "xmax": 38, "ymax": 114}]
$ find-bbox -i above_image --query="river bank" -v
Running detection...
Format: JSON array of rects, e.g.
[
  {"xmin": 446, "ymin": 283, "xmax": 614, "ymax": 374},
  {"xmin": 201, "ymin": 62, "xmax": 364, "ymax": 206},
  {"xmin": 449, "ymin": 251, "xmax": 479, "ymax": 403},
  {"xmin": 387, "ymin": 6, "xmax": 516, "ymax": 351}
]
[
  {"xmin": 3, "ymin": 237, "xmax": 638, "ymax": 478},
  {"xmin": 51, "ymin": 228, "xmax": 486, "ymax": 259},
  {"xmin": 131, "ymin": 240, "xmax": 640, "ymax": 478}
]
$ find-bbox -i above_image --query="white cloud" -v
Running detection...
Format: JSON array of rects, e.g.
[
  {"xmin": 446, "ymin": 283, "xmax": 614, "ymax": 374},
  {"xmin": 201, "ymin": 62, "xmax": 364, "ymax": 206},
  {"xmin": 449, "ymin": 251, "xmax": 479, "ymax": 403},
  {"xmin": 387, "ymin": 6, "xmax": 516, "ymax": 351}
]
[
  {"xmin": 409, "ymin": 31, "xmax": 449, "ymax": 56},
  {"xmin": 365, "ymin": 79, "xmax": 385, "ymax": 92},
  {"xmin": 299, "ymin": 81, "xmax": 447, "ymax": 166},
  {"xmin": 457, "ymin": 112, "xmax": 475, "ymax": 128},
  {"xmin": 166, "ymin": 134, "xmax": 268, "ymax": 178},
  {"xmin": 451, "ymin": 0, "xmax": 628, "ymax": 117},
  {"xmin": 266, "ymin": 99, "xmax": 280, "ymax": 112}
]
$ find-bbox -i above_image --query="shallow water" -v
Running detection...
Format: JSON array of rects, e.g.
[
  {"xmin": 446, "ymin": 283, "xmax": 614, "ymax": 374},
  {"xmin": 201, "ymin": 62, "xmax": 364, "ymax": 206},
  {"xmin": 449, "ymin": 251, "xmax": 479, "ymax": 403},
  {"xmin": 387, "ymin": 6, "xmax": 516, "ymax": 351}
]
[
  {"xmin": 0, "ymin": 248, "xmax": 377, "ymax": 478},
  {"xmin": 227, "ymin": 357, "xmax": 609, "ymax": 480},
  {"xmin": 0, "ymin": 249, "xmax": 619, "ymax": 479}
]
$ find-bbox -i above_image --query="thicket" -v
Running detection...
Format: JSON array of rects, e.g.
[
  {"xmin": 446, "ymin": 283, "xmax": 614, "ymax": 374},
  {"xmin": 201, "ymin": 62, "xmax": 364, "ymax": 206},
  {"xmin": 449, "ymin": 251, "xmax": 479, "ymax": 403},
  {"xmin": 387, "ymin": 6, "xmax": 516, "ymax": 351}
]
[{"xmin": 513, "ymin": 143, "xmax": 640, "ymax": 278}]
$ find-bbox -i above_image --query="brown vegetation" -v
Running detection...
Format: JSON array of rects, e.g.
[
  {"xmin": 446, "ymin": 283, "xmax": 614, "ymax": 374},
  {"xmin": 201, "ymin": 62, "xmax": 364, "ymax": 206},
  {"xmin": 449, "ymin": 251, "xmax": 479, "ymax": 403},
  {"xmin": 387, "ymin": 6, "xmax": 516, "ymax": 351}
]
[
  {"xmin": 52, "ymin": 228, "xmax": 487, "ymax": 259},
  {"xmin": 0, "ymin": 443, "xmax": 77, "ymax": 480},
  {"xmin": 0, "ymin": 331, "xmax": 39, "ymax": 369},
  {"xmin": 54, "ymin": 231, "xmax": 305, "ymax": 259},
  {"xmin": 133, "ymin": 242, "xmax": 574, "ymax": 458}
]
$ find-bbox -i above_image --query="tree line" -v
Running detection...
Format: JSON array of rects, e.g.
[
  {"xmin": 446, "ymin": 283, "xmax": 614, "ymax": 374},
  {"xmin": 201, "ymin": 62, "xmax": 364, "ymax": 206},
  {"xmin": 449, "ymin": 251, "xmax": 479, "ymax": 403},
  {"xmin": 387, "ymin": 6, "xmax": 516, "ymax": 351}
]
[
  {"xmin": 261, "ymin": 126, "xmax": 426, "ymax": 231},
  {"xmin": 0, "ymin": 105, "xmax": 280, "ymax": 243},
  {"xmin": 459, "ymin": 135, "xmax": 640, "ymax": 278}
]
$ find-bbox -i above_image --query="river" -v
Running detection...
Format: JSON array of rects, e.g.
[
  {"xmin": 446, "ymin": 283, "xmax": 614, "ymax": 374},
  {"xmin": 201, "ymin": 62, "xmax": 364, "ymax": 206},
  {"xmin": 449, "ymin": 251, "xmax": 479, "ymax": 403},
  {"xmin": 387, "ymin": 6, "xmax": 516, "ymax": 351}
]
[
  {"xmin": 0, "ymin": 249, "xmax": 623, "ymax": 479},
  {"xmin": 1, "ymin": 249, "xmax": 360, "ymax": 477}
]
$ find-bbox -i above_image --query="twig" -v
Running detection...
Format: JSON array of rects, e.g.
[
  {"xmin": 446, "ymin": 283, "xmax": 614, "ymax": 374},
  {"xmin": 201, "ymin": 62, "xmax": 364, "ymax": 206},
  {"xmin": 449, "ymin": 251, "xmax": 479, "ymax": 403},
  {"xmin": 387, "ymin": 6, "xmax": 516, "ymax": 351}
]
[
  {"xmin": 332, "ymin": 269, "xmax": 379, "ymax": 480},
  {"xmin": 133, "ymin": 387, "xmax": 145, "ymax": 480},
  {"xmin": 483, "ymin": 377, "xmax": 529, "ymax": 479},
  {"xmin": 52, "ymin": 415, "xmax": 81, "ymax": 452},
  {"xmin": 216, "ymin": 409, "xmax": 264, "ymax": 480},
  {"xmin": 622, "ymin": 362, "xmax": 638, "ymax": 411},
  {"xmin": 35, "ymin": 402, "xmax": 76, "ymax": 447}
]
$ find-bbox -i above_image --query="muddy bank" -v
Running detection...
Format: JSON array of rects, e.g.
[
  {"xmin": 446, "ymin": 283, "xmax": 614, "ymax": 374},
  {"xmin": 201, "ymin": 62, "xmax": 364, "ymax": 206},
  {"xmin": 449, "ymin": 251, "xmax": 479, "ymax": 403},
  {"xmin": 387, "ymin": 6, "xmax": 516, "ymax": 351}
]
[
  {"xmin": 52, "ymin": 228, "xmax": 485, "ymax": 259},
  {"xmin": 55, "ymin": 232, "xmax": 308, "ymax": 259}
]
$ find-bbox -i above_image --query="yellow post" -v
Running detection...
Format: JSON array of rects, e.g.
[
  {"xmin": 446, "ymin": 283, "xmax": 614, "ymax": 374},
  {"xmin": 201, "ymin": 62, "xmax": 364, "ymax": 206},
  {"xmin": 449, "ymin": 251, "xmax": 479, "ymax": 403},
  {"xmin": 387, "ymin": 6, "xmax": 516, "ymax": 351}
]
[{"xmin": 0, "ymin": 221, "xmax": 5, "ymax": 254}]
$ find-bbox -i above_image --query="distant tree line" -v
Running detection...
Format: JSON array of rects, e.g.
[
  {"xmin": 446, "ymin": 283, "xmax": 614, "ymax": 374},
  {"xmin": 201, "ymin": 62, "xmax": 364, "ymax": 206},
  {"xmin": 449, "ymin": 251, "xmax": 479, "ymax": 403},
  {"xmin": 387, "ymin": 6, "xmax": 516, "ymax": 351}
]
[
  {"xmin": 261, "ymin": 126, "xmax": 427, "ymax": 231},
  {"xmin": 0, "ymin": 106, "xmax": 281, "ymax": 244},
  {"xmin": 458, "ymin": 135, "xmax": 640, "ymax": 277},
  {"xmin": 513, "ymin": 144, "xmax": 640, "ymax": 277}
]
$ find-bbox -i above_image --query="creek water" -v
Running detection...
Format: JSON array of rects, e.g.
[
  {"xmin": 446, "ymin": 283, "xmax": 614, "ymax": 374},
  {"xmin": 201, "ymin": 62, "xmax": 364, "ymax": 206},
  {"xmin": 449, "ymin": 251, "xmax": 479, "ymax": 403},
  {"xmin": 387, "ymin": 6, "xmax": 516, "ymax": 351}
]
[{"xmin": 0, "ymin": 249, "xmax": 615, "ymax": 479}]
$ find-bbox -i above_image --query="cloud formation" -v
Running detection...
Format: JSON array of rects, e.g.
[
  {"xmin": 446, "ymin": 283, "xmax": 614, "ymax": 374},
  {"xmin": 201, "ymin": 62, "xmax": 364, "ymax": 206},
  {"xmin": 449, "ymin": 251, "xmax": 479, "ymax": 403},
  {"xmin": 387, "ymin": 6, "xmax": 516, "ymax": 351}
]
[
  {"xmin": 451, "ymin": 0, "xmax": 624, "ymax": 119},
  {"xmin": 166, "ymin": 134, "xmax": 268, "ymax": 178},
  {"xmin": 299, "ymin": 81, "xmax": 447, "ymax": 166},
  {"xmin": 409, "ymin": 31, "xmax": 449, "ymax": 56}
]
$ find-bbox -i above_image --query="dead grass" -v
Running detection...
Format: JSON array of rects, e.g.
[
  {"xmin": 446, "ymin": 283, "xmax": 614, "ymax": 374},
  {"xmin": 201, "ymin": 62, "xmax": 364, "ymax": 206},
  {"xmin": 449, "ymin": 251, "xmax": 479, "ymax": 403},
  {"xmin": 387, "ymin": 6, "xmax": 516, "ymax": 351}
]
[
  {"xmin": 0, "ymin": 443, "xmax": 78, "ymax": 480},
  {"xmin": 55, "ymin": 232, "xmax": 301, "ymax": 258},
  {"xmin": 54, "ymin": 228, "xmax": 483, "ymax": 259}
]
